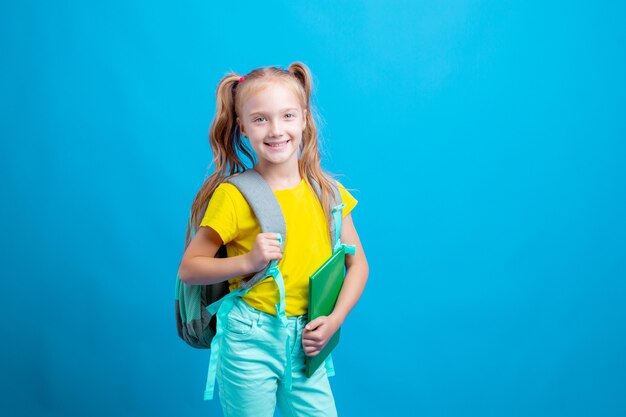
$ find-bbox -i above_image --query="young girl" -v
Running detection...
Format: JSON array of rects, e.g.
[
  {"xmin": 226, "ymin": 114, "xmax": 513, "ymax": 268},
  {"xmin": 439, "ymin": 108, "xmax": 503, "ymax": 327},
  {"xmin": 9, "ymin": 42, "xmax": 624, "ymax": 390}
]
[{"xmin": 178, "ymin": 62, "xmax": 368, "ymax": 417}]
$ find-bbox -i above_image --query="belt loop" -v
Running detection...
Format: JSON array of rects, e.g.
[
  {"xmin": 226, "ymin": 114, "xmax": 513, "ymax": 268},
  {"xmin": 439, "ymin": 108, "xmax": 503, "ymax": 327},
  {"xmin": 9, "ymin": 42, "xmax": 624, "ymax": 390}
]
[{"xmin": 255, "ymin": 306, "xmax": 263, "ymax": 327}]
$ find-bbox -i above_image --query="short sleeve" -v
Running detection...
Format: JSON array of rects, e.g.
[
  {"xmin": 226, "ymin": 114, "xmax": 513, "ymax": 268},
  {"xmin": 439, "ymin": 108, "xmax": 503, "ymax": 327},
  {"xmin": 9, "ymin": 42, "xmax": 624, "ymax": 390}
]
[
  {"xmin": 200, "ymin": 184, "xmax": 238, "ymax": 244},
  {"xmin": 337, "ymin": 181, "xmax": 358, "ymax": 217}
]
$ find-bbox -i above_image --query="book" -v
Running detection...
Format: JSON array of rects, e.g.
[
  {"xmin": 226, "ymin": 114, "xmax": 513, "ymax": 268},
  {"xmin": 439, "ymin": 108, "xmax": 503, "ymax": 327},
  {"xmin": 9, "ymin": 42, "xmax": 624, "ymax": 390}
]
[{"xmin": 305, "ymin": 246, "xmax": 346, "ymax": 377}]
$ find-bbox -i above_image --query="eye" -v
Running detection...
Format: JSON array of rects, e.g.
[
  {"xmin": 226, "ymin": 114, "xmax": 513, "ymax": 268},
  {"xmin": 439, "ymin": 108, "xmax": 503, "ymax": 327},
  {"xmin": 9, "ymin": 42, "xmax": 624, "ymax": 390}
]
[
  {"xmin": 285, "ymin": 113, "xmax": 295, "ymax": 119},
  {"xmin": 253, "ymin": 116, "xmax": 267, "ymax": 123}
]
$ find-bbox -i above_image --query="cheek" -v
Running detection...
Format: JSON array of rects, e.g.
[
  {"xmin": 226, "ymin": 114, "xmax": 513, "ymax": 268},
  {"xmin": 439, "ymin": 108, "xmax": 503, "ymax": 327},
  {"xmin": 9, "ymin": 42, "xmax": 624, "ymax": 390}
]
[{"xmin": 244, "ymin": 125, "xmax": 263, "ymax": 139}]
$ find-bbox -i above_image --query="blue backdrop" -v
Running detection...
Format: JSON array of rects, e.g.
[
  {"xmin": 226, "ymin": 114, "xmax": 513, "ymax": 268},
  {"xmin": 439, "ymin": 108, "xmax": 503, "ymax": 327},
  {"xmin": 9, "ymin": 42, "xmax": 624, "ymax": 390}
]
[{"xmin": 2, "ymin": 1, "xmax": 625, "ymax": 416}]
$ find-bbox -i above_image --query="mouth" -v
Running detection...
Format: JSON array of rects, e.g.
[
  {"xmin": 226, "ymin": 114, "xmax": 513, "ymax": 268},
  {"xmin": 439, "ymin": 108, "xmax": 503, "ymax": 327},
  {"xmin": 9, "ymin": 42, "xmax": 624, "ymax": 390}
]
[{"xmin": 264, "ymin": 139, "xmax": 291, "ymax": 149}]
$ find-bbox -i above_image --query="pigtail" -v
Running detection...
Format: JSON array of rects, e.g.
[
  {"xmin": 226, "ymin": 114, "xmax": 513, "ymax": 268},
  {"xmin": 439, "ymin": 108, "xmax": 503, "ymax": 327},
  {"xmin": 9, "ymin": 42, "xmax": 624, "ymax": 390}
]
[
  {"xmin": 287, "ymin": 62, "xmax": 313, "ymax": 104},
  {"xmin": 288, "ymin": 62, "xmax": 337, "ymax": 228},
  {"xmin": 185, "ymin": 73, "xmax": 254, "ymax": 246},
  {"xmin": 210, "ymin": 74, "xmax": 255, "ymax": 177}
]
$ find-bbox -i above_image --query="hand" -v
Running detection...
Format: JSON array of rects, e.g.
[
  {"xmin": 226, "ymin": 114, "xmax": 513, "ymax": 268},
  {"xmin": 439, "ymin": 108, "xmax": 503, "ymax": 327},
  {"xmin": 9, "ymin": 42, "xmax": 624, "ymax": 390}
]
[
  {"xmin": 246, "ymin": 233, "xmax": 282, "ymax": 273},
  {"xmin": 302, "ymin": 315, "xmax": 340, "ymax": 357}
]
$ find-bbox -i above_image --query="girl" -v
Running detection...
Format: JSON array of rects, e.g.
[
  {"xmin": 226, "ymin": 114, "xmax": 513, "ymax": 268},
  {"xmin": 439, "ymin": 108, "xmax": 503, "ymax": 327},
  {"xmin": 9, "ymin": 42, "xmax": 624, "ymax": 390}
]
[{"xmin": 178, "ymin": 62, "xmax": 369, "ymax": 417}]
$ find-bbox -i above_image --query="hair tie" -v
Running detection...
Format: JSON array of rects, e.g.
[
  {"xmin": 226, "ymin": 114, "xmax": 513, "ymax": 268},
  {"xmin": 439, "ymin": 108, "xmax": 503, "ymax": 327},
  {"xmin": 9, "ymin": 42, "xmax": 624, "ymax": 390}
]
[{"xmin": 239, "ymin": 76, "xmax": 245, "ymax": 83}]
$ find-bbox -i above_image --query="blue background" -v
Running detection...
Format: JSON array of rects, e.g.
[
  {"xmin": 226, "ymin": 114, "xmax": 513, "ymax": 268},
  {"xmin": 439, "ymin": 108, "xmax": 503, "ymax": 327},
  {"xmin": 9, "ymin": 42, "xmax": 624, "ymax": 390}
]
[{"xmin": 2, "ymin": 1, "xmax": 625, "ymax": 416}]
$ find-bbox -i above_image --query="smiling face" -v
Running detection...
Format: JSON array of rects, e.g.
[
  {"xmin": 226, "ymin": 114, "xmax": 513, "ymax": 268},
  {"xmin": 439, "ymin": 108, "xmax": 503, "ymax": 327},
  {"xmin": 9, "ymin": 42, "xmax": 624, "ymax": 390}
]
[{"xmin": 238, "ymin": 81, "xmax": 307, "ymax": 169}]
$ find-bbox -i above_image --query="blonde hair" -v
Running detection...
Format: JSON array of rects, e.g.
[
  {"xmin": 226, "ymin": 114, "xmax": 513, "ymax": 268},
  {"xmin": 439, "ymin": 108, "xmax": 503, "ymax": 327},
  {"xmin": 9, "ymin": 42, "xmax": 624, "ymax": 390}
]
[{"xmin": 185, "ymin": 62, "xmax": 337, "ymax": 246}]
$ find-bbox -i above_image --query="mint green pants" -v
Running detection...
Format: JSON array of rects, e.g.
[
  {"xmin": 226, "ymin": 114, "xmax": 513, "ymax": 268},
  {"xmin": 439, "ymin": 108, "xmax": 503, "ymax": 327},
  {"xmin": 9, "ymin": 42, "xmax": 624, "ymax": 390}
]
[{"xmin": 216, "ymin": 297, "xmax": 337, "ymax": 417}]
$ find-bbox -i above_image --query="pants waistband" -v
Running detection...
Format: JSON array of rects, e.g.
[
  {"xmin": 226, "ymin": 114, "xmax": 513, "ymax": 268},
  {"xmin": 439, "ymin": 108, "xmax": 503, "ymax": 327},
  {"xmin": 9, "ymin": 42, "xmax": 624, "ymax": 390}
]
[{"xmin": 235, "ymin": 297, "xmax": 308, "ymax": 327}]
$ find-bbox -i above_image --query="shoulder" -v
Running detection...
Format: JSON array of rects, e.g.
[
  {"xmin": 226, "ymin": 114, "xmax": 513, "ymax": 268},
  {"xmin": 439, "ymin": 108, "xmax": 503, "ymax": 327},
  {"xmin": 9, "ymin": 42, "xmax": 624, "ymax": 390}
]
[
  {"xmin": 213, "ymin": 182, "xmax": 248, "ymax": 208},
  {"xmin": 201, "ymin": 181, "xmax": 252, "ymax": 242},
  {"xmin": 204, "ymin": 181, "xmax": 253, "ymax": 220},
  {"xmin": 334, "ymin": 179, "xmax": 358, "ymax": 216}
]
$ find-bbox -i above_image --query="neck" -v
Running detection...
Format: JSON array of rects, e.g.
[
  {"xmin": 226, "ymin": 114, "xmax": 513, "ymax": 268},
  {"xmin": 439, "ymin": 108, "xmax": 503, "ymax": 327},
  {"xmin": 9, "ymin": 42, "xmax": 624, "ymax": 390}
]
[{"xmin": 254, "ymin": 160, "xmax": 302, "ymax": 190}]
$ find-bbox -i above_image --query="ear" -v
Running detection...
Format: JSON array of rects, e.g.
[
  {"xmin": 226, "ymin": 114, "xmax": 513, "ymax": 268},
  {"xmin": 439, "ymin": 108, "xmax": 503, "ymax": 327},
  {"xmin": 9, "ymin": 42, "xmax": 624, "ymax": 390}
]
[
  {"xmin": 301, "ymin": 109, "xmax": 307, "ymax": 132},
  {"xmin": 237, "ymin": 117, "xmax": 248, "ymax": 138}
]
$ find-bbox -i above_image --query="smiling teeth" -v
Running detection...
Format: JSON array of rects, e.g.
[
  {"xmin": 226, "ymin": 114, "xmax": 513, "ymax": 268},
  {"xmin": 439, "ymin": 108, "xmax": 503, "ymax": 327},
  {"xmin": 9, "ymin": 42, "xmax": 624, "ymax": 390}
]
[{"xmin": 268, "ymin": 141, "xmax": 288, "ymax": 147}]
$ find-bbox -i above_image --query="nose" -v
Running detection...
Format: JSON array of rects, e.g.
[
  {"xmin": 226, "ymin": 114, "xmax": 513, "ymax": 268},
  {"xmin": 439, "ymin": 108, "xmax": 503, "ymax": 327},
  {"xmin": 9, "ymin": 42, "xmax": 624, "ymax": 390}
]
[{"xmin": 269, "ymin": 119, "xmax": 284, "ymax": 137}]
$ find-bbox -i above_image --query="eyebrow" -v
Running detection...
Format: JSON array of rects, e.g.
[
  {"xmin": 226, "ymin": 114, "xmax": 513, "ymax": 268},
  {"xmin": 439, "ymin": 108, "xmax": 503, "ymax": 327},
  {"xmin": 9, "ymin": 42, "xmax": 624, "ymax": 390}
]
[{"xmin": 247, "ymin": 107, "xmax": 300, "ymax": 116}]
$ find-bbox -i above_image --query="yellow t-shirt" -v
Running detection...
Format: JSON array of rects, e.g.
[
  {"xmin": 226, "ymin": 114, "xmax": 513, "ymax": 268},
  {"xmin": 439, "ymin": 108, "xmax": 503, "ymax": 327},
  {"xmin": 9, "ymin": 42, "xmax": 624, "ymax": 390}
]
[{"xmin": 200, "ymin": 178, "xmax": 357, "ymax": 316}]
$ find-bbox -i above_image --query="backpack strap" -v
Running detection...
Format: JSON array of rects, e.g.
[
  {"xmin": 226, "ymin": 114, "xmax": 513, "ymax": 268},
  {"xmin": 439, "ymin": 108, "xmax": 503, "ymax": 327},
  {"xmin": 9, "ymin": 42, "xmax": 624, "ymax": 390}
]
[
  {"xmin": 309, "ymin": 177, "xmax": 342, "ymax": 248},
  {"xmin": 226, "ymin": 169, "xmax": 287, "ymax": 289}
]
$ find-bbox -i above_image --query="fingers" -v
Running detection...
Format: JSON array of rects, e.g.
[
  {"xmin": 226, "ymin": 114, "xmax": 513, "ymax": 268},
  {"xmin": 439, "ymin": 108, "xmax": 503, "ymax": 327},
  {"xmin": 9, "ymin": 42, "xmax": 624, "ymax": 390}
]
[
  {"xmin": 256, "ymin": 233, "xmax": 283, "ymax": 252},
  {"xmin": 302, "ymin": 332, "xmax": 326, "ymax": 356},
  {"xmin": 302, "ymin": 333, "xmax": 323, "ymax": 356},
  {"xmin": 302, "ymin": 332, "xmax": 324, "ymax": 344},
  {"xmin": 302, "ymin": 317, "xmax": 331, "ymax": 356},
  {"xmin": 303, "ymin": 345, "xmax": 321, "ymax": 356},
  {"xmin": 256, "ymin": 233, "xmax": 282, "ymax": 260},
  {"xmin": 305, "ymin": 317, "xmax": 324, "ymax": 331},
  {"xmin": 248, "ymin": 233, "xmax": 283, "ymax": 272},
  {"xmin": 257, "ymin": 232, "xmax": 282, "ymax": 244}
]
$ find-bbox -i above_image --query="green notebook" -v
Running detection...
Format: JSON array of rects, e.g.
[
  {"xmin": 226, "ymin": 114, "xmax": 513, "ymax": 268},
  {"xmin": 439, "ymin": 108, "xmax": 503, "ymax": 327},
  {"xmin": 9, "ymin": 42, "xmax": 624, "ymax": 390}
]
[{"xmin": 305, "ymin": 246, "xmax": 346, "ymax": 377}]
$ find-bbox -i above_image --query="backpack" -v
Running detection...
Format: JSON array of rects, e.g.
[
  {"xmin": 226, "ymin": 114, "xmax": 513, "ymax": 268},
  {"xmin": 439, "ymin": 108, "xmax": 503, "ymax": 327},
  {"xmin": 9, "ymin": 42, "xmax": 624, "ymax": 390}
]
[{"xmin": 174, "ymin": 169, "xmax": 342, "ymax": 349}]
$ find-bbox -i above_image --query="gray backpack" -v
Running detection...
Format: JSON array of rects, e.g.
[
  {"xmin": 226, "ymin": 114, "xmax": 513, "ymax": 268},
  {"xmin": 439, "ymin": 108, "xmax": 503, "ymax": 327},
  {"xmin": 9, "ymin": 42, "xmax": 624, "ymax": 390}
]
[{"xmin": 175, "ymin": 169, "xmax": 340, "ymax": 348}]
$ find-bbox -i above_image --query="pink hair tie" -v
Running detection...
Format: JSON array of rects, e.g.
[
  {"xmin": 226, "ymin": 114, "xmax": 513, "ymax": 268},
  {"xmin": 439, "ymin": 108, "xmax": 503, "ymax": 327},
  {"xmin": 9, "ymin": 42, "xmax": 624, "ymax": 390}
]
[{"xmin": 239, "ymin": 76, "xmax": 245, "ymax": 83}]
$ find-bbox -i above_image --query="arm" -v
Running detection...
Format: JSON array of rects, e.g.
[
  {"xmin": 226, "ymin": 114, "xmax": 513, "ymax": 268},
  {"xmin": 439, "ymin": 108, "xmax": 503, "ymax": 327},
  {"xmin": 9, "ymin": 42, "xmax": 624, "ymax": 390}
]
[
  {"xmin": 178, "ymin": 226, "xmax": 282, "ymax": 285},
  {"xmin": 302, "ymin": 213, "xmax": 369, "ymax": 356},
  {"xmin": 329, "ymin": 213, "xmax": 369, "ymax": 326}
]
